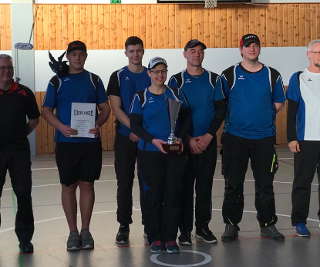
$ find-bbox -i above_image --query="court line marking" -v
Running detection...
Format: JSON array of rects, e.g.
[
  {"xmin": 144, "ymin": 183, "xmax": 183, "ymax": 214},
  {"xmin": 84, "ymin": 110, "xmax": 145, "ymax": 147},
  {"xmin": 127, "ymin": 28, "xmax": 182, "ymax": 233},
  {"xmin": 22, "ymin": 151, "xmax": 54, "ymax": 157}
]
[
  {"xmin": 2, "ymin": 178, "xmax": 318, "ymax": 191},
  {"xmin": 30, "ymin": 157, "xmax": 294, "ymax": 172},
  {"xmin": 0, "ymin": 208, "xmax": 319, "ymax": 234},
  {"xmin": 8, "ymin": 156, "xmax": 297, "ymax": 191},
  {"xmin": 31, "ymin": 164, "xmax": 114, "ymax": 171},
  {"xmin": 150, "ymin": 250, "xmax": 212, "ymax": 267}
]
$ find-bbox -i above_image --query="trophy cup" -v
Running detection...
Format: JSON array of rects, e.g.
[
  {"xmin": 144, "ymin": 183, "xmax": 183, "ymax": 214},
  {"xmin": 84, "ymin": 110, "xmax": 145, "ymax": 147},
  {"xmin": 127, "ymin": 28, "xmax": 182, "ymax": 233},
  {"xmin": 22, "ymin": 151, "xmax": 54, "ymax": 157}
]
[{"xmin": 163, "ymin": 98, "xmax": 183, "ymax": 154}]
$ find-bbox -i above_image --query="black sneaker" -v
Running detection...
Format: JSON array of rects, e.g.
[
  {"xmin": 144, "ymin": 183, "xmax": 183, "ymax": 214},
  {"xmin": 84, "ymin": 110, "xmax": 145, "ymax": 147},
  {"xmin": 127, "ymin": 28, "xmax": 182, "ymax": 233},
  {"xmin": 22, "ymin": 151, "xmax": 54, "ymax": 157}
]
[
  {"xmin": 261, "ymin": 225, "xmax": 285, "ymax": 241},
  {"xmin": 178, "ymin": 232, "xmax": 192, "ymax": 246},
  {"xmin": 196, "ymin": 226, "xmax": 217, "ymax": 244},
  {"xmin": 19, "ymin": 242, "xmax": 34, "ymax": 254},
  {"xmin": 150, "ymin": 240, "xmax": 162, "ymax": 253},
  {"xmin": 80, "ymin": 229, "xmax": 94, "ymax": 250},
  {"xmin": 67, "ymin": 231, "xmax": 81, "ymax": 252},
  {"xmin": 115, "ymin": 225, "xmax": 130, "ymax": 246},
  {"xmin": 165, "ymin": 241, "xmax": 180, "ymax": 254},
  {"xmin": 221, "ymin": 224, "xmax": 239, "ymax": 242}
]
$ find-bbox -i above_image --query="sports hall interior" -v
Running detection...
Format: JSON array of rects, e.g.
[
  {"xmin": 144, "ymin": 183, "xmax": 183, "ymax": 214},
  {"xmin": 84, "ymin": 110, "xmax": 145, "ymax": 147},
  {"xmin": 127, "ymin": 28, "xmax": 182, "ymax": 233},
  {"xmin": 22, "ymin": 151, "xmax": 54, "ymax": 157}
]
[{"xmin": 0, "ymin": 0, "xmax": 320, "ymax": 266}]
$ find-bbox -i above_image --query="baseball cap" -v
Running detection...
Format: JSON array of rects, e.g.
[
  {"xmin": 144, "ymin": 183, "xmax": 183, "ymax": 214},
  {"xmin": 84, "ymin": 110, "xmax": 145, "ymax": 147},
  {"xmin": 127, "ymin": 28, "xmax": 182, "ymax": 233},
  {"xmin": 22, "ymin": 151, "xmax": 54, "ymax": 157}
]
[
  {"xmin": 66, "ymin": 40, "xmax": 87, "ymax": 54},
  {"xmin": 240, "ymin": 34, "xmax": 260, "ymax": 47},
  {"xmin": 184, "ymin": 39, "xmax": 207, "ymax": 51},
  {"xmin": 148, "ymin": 57, "xmax": 167, "ymax": 69}
]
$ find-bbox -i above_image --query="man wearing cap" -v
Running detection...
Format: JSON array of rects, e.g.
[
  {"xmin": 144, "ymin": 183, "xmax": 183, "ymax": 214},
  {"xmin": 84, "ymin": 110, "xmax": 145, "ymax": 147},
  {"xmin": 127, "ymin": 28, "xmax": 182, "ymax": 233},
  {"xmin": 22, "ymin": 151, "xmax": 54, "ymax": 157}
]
[
  {"xmin": 0, "ymin": 54, "xmax": 39, "ymax": 254},
  {"xmin": 287, "ymin": 39, "xmax": 320, "ymax": 237},
  {"xmin": 107, "ymin": 36, "xmax": 151, "ymax": 246},
  {"xmin": 42, "ymin": 40, "xmax": 110, "ymax": 251},
  {"xmin": 220, "ymin": 34, "xmax": 285, "ymax": 242},
  {"xmin": 168, "ymin": 39, "xmax": 226, "ymax": 245}
]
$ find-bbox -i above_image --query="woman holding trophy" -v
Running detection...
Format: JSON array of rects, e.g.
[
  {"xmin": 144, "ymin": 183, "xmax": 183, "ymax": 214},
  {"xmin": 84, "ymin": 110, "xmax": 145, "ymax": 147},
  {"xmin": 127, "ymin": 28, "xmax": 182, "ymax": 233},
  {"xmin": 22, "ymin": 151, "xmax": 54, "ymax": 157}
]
[{"xmin": 129, "ymin": 57, "xmax": 190, "ymax": 254}]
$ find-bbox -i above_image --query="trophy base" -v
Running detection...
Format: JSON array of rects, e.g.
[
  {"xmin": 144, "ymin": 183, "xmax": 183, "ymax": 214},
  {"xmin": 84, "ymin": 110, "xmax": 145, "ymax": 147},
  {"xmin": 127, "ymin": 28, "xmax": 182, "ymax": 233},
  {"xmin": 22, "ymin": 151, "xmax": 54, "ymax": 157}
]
[{"xmin": 163, "ymin": 143, "xmax": 182, "ymax": 154}]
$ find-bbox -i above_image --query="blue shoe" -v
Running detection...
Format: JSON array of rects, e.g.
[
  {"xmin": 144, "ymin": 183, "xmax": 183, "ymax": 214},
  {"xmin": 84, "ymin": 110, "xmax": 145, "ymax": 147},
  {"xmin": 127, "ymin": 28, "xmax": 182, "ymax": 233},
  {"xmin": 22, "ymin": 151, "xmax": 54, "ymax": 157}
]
[
  {"xmin": 150, "ymin": 240, "xmax": 162, "ymax": 253},
  {"xmin": 165, "ymin": 241, "xmax": 180, "ymax": 254},
  {"xmin": 295, "ymin": 223, "xmax": 310, "ymax": 237}
]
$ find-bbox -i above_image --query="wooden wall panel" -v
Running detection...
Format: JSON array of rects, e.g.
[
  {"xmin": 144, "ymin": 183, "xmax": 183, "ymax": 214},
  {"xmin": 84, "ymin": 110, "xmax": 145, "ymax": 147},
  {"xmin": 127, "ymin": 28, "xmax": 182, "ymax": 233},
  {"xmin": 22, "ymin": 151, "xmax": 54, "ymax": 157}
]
[
  {"xmin": 0, "ymin": 4, "xmax": 11, "ymax": 50},
  {"xmin": 34, "ymin": 3, "xmax": 320, "ymax": 50},
  {"xmin": 1, "ymin": 4, "xmax": 319, "ymax": 50}
]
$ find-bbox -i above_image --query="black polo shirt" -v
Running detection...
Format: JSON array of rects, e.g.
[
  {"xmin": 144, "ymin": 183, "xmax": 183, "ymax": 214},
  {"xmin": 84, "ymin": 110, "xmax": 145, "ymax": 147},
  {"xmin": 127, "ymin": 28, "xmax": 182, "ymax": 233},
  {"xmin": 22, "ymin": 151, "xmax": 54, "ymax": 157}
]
[{"xmin": 0, "ymin": 82, "xmax": 40, "ymax": 146}]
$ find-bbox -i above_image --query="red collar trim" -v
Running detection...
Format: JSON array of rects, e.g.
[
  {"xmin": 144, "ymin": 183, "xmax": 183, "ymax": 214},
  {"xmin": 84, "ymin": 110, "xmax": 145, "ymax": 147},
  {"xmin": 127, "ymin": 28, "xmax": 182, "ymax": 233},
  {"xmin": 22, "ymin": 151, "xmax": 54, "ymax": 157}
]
[
  {"xmin": 0, "ymin": 81, "xmax": 19, "ymax": 95},
  {"xmin": 8, "ymin": 81, "xmax": 19, "ymax": 93}
]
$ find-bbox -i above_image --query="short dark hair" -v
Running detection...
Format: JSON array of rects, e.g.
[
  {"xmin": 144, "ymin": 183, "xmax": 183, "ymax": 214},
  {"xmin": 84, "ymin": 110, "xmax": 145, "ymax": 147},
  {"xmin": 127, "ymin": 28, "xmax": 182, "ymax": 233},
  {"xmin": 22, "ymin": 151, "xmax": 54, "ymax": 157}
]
[
  {"xmin": 0, "ymin": 54, "xmax": 12, "ymax": 60},
  {"xmin": 184, "ymin": 39, "xmax": 207, "ymax": 51},
  {"xmin": 125, "ymin": 36, "xmax": 144, "ymax": 49},
  {"xmin": 67, "ymin": 40, "xmax": 87, "ymax": 54}
]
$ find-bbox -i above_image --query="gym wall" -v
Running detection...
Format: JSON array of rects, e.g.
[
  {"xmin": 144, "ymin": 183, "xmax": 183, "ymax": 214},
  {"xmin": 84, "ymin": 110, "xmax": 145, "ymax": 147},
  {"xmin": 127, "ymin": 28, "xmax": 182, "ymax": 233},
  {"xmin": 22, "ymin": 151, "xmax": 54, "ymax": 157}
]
[{"xmin": 1, "ymin": 3, "xmax": 320, "ymax": 153}]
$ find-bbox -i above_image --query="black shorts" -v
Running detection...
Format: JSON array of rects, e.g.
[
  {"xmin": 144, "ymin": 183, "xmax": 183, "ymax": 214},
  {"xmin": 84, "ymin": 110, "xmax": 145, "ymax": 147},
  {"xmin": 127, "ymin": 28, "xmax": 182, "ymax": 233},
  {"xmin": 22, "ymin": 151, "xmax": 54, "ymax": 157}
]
[{"xmin": 55, "ymin": 142, "xmax": 102, "ymax": 186}]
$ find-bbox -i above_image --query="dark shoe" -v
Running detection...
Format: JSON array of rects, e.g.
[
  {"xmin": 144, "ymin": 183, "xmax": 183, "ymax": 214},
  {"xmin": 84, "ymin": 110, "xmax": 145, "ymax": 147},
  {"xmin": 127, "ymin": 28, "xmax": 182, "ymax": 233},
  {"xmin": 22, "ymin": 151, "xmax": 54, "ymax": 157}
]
[
  {"xmin": 261, "ymin": 225, "xmax": 285, "ymax": 241},
  {"xmin": 178, "ymin": 232, "xmax": 192, "ymax": 246},
  {"xmin": 67, "ymin": 231, "xmax": 81, "ymax": 252},
  {"xmin": 80, "ymin": 229, "xmax": 94, "ymax": 250},
  {"xmin": 150, "ymin": 240, "xmax": 162, "ymax": 253},
  {"xmin": 221, "ymin": 224, "xmax": 239, "ymax": 242},
  {"xmin": 19, "ymin": 242, "xmax": 34, "ymax": 254},
  {"xmin": 196, "ymin": 226, "xmax": 218, "ymax": 244},
  {"xmin": 115, "ymin": 225, "xmax": 129, "ymax": 246},
  {"xmin": 165, "ymin": 241, "xmax": 180, "ymax": 254}
]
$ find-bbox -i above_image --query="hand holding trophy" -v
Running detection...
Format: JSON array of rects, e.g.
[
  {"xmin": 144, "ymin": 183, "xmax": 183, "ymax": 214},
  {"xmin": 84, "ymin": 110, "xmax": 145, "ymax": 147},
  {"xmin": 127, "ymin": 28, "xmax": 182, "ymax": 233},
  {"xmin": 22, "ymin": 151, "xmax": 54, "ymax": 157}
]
[{"xmin": 163, "ymin": 98, "xmax": 183, "ymax": 154}]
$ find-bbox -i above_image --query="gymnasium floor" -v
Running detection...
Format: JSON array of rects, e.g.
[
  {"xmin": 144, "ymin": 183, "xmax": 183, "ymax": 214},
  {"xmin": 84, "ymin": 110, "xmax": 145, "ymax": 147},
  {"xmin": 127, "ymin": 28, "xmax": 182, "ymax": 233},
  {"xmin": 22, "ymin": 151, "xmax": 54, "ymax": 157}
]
[{"xmin": 0, "ymin": 147, "xmax": 320, "ymax": 267}]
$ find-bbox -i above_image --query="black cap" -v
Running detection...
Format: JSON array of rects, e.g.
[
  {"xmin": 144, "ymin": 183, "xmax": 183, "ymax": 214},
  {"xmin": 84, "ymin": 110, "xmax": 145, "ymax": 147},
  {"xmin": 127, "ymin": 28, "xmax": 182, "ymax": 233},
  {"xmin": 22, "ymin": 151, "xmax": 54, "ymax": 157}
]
[
  {"xmin": 240, "ymin": 34, "xmax": 260, "ymax": 47},
  {"xmin": 67, "ymin": 40, "xmax": 87, "ymax": 54},
  {"xmin": 184, "ymin": 39, "xmax": 207, "ymax": 51}
]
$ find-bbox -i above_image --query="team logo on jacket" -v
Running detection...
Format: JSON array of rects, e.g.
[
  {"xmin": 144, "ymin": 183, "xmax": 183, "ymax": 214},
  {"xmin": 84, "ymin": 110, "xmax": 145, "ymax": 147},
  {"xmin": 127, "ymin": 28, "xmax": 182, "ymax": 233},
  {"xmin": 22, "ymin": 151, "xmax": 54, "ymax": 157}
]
[
  {"xmin": 185, "ymin": 79, "xmax": 192, "ymax": 84},
  {"xmin": 238, "ymin": 75, "xmax": 245, "ymax": 80},
  {"xmin": 63, "ymin": 78, "xmax": 71, "ymax": 82},
  {"xmin": 148, "ymin": 96, "xmax": 154, "ymax": 103}
]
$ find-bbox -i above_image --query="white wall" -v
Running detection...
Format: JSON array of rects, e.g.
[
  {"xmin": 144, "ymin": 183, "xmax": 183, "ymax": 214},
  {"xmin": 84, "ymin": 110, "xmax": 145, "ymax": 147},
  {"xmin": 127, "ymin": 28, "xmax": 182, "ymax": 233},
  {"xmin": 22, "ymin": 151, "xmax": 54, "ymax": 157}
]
[
  {"xmin": 2, "ymin": 47, "xmax": 309, "ymax": 90},
  {"xmin": 0, "ymin": 50, "xmax": 12, "ymax": 55},
  {"xmin": 35, "ymin": 46, "xmax": 308, "ymax": 92}
]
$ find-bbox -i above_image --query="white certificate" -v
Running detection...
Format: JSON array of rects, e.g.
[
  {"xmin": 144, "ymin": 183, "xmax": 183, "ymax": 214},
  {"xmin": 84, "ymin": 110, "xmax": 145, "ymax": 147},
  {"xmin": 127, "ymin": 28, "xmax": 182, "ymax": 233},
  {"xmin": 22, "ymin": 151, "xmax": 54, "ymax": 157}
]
[{"xmin": 70, "ymin": 102, "xmax": 96, "ymax": 138}]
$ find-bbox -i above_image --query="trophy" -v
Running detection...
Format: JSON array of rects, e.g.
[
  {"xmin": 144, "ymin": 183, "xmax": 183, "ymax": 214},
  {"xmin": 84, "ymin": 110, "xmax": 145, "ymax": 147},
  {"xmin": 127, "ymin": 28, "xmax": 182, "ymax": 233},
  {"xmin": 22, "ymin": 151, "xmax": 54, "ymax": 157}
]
[{"xmin": 163, "ymin": 98, "xmax": 183, "ymax": 154}]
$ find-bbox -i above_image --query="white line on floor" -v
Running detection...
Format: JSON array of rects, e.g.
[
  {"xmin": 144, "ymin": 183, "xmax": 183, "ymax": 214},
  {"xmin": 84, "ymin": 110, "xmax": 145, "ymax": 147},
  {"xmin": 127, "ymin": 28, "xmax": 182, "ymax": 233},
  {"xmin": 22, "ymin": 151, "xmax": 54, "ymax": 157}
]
[
  {"xmin": 31, "ymin": 164, "xmax": 114, "ymax": 171},
  {"xmin": 0, "ymin": 208, "xmax": 318, "ymax": 234},
  {"xmin": 30, "ymin": 157, "xmax": 294, "ymax": 172},
  {"xmin": 2, "ymin": 178, "xmax": 319, "ymax": 191},
  {"xmin": 3, "ymin": 178, "xmax": 318, "ymax": 191}
]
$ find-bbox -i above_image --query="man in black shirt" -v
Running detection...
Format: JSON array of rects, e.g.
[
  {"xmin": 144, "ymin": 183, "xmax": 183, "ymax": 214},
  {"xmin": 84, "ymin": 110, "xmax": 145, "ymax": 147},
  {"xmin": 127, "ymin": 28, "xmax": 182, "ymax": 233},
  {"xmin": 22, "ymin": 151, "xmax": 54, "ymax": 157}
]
[
  {"xmin": 107, "ymin": 36, "xmax": 150, "ymax": 245},
  {"xmin": 0, "ymin": 54, "xmax": 40, "ymax": 253}
]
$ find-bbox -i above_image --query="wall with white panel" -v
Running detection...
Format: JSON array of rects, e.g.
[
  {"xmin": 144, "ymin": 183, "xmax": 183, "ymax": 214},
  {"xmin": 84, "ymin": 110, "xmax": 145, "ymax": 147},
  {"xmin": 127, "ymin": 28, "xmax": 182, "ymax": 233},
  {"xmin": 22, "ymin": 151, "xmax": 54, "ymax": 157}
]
[{"xmin": 35, "ymin": 46, "xmax": 308, "ymax": 92}]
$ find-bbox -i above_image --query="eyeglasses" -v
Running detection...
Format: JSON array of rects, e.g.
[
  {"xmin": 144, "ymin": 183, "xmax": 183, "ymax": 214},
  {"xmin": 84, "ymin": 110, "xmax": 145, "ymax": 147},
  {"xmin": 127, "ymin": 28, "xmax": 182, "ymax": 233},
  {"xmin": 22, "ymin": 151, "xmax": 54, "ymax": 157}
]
[
  {"xmin": 150, "ymin": 69, "xmax": 168, "ymax": 75},
  {"xmin": 0, "ymin": 66, "xmax": 14, "ymax": 71}
]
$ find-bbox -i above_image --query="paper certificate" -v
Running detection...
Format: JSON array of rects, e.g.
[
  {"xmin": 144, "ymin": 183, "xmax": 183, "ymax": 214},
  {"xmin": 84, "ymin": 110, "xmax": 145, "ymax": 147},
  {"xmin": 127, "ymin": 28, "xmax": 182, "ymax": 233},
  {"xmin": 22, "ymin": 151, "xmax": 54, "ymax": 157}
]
[{"xmin": 70, "ymin": 102, "xmax": 96, "ymax": 138}]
